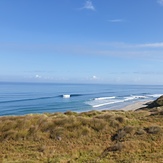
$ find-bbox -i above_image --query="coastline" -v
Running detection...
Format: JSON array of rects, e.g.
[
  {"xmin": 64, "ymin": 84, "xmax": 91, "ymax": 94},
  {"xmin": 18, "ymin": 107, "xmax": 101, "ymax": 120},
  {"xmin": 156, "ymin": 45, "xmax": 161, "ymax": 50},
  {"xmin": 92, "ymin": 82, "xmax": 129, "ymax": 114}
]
[
  {"xmin": 0, "ymin": 97, "xmax": 163, "ymax": 162},
  {"xmin": 119, "ymin": 100, "xmax": 151, "ymax": 111},
  {"xmin": 0, "ymin": 100, "xmax": 152, "ymax": 118}
]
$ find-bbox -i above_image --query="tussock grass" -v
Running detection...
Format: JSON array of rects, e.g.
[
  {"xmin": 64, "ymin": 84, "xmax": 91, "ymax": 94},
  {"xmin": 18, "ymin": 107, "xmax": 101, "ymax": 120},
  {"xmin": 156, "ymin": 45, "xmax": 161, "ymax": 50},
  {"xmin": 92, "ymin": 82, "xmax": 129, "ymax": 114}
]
[{"xmin": 0, "ymin": 108, "xmax": 163, "ymax": 162}]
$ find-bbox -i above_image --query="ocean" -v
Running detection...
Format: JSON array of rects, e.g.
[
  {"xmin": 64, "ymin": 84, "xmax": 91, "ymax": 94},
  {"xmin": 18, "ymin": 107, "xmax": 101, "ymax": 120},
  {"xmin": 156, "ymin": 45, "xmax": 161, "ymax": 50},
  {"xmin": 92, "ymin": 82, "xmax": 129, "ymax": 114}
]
[{"xmin": 0, "ymin": 82, "xmax": 163, "ymax": 116}]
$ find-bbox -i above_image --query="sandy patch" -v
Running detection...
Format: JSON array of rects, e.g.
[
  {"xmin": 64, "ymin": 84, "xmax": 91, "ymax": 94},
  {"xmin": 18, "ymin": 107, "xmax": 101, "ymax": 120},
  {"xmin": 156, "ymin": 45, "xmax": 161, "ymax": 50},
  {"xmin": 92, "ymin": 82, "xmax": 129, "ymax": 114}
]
[{"xmin": 120, "ymin": 101, "xmax": 151, "ymax": 111}]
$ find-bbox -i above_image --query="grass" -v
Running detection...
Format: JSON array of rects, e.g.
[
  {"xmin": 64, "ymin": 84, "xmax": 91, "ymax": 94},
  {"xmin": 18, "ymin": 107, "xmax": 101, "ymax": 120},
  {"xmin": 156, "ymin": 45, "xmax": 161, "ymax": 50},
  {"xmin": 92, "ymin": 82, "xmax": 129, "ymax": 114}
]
[{"xmin": 0, "ymin": 108, "xmax": 163, "ymax": 162}]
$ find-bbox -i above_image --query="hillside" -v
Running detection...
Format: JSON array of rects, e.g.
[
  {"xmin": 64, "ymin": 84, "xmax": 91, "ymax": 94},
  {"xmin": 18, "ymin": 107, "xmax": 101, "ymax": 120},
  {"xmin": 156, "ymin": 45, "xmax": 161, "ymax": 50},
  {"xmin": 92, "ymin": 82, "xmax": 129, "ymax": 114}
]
[{"xmin": 0, "ymin": 97, "xmax": 163, "ymax": 162}]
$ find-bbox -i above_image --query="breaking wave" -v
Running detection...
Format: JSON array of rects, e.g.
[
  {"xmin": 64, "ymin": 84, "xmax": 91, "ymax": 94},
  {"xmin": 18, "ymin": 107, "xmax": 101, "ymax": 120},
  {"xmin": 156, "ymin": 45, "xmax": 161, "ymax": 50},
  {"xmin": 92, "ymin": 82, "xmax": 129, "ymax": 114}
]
[
  {"xmin": 94, "ymin": 96, "xmax": 116, "ymax": 101},
  {"xmin": 85, "ymin": 94, "xmax": 163, "ymax": 109}
]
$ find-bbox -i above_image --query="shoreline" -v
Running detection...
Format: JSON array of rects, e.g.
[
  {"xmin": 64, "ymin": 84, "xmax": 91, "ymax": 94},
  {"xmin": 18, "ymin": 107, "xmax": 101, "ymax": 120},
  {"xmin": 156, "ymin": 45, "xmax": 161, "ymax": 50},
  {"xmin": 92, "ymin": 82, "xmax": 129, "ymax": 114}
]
[
  {"xmin": 119, "ymin": 100, "xmax": 151, "ymax": 111},
  {"xmin": 0, "ymin": 100, "xmax": 152, "ymax": 117}
]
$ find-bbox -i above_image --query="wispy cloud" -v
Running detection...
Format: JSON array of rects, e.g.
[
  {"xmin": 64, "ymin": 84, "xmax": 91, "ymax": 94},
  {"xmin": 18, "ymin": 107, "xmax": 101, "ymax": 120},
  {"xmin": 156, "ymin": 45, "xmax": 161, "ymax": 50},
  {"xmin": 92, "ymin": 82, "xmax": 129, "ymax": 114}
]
[
  {"xmin": 108, "ymin": 19, "xmax": 124, "ymax": 23},
  {"xmin": 1, "ymin": 41, "xmax": 163, "ymax": 61},
  {"xmin": 82, "ymin": 0, "xmax": 95, "ymax": 11},
  {"xmin": 92, "ymin": 41, "xmax": 163, "ymax": 61},
  {"xmin": 133, "ymin": 71, "xmax": 163, "ymax": 75},
  {"xmin": 157, "ymin": 0, "xmax": 163, "ymax": 6},
  {"xmin": 138, "ymin": 42, "xmax": 163, "ymax": 48},
  {"xmin": 99, "ymin": 42, "xmax": 163, "ymax": 48}
]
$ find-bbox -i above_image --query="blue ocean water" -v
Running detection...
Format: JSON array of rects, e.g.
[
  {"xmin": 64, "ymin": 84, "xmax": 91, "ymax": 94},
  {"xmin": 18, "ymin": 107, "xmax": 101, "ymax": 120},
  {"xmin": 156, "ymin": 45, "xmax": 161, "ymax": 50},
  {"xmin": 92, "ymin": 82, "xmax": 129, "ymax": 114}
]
[{"xmin": 0, "ymin": 82, "xmax": 163, "ymax": 116}]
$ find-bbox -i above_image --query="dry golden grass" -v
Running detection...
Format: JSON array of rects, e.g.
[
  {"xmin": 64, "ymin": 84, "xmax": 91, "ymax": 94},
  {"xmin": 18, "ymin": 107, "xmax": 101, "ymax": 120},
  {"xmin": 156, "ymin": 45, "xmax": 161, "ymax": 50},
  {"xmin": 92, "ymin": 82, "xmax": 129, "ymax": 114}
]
[{"xmin": 0, "ymin": 108, "xmax": 163, "ymax": 162}]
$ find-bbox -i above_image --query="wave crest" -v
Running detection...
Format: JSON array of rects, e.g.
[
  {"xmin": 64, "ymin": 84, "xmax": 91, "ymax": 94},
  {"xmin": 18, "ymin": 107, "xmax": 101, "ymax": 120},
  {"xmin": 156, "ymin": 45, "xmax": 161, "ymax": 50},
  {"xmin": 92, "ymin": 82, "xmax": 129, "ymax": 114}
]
[{"xmin": 94, "ymin": 96, "xmax": 116, "ymax": 101}]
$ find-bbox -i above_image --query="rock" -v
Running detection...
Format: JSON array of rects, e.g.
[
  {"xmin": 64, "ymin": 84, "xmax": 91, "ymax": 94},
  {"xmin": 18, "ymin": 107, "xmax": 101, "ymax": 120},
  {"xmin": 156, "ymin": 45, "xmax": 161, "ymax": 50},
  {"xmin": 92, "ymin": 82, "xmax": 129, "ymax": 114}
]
[
  {"xmin": 136, "ymin": 96, "xmax": 163, "ymax": 111},
  {"xmin": 147, "ymin": 96, "xmax": 163, "ymax": 108}
]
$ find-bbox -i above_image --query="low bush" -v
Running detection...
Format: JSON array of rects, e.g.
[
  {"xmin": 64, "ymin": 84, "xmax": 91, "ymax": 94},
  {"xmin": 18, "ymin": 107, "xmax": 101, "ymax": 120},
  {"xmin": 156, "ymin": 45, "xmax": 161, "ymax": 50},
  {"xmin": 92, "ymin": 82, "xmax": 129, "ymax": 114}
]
[
  {"xmin": 79, "ymin": 110, "xmax": 101, "ymax": 117},
  {"xmin": 101, "ymin": 142, "xmax": 123, "ymax": 158},
  {"xmin": 49, "ymin": 127, "xmax": 64, "ymax": 139},
  {"xmin": 109, "ymin": 119, "xmax": 120, "ymax": 128},
  {"xmin": 136, "ymin": 128, "xmax": 146, "ymax": 135},
  {"xmin": 115, "ymin": 116, "xmax": 125, "ymax": 123},
  {"xmin": 90, "ymin": 118, "xmax": 107, "ymax": 132},
  {"xmin": 1, "ymin": 130, "xmax": 17, "ymax": 141},
  {"xmin": 95, "ymin": 113, "xmax": 113, "ymax": 122},
  {"xmin": 123, "ymin": 126, "xmax": 135, "ymax": 134},
  {"xmin": 64, "ymin": 111, "xmax": 78, "ymax": 116},
  {"xmin": 111, "ymin": 129, "xmax": 126, "ymax": 142},
  {"xmin": 145, "ymin": 126, "xmax": 161, "ymax": 134}
]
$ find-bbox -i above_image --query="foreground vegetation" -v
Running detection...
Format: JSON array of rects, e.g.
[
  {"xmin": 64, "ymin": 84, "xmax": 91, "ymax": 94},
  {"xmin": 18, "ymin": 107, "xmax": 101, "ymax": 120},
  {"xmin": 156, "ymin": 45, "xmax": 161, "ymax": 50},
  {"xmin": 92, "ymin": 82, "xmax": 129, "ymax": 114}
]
[{"xmin": 0, "ymin": 97, "xmax": 163, "ymax": 163}]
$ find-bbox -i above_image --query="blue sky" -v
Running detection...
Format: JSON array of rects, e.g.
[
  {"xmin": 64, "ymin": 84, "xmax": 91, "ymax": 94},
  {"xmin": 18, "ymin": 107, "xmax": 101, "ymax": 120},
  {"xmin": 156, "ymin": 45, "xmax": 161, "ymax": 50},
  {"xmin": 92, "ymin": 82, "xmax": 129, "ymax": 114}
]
[{"xmin": 0, "ymin": 0, "xmax": 163, "ymax": 84}]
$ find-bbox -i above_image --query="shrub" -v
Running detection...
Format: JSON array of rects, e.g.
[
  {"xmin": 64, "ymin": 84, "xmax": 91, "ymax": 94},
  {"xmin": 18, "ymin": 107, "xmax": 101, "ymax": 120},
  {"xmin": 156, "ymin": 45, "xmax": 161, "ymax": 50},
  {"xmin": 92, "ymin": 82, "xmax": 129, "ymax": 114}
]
[
  {"xmin": 40, "ymin": 120, "xmax": 54, "ymax": 133},
  {"xmin": 15, "ymin": 130, "xmax": 28, "ymax": 141},
  {"xmin": 111, "ymin": 129, "xmax": 126, "ymax": 142},
  {"xmin": 64, "ymin": 111, "xmax": 77, "ymax": 116},
  {"xmin": 1, "ymin": 120, "xmax": 16, "ymax": 132},
  {"xmin": 145, "ymin": 126, "xmax": 161, "ymax": 134},
  {"xmin": 78, "ymin": 117, "xmax": 91, "ymax": 126},
  {"xmin": 101, "ymin": 142, "xmax": 123, "ymax": 158},
  {"xmin": 38, "ymin": 145, "xmax": 47, "ymax": 153},
  {"xmin": 115, "ymin": 116, "xmax": 125, "ymax": 123},
  {"xmin": 123, "ymin": 126, "xmax": 134, "ymax": 134},
  {"xmin": 62, "ymin": 117, "xmax": 82, "ymax": 131},
  {"xmin": 27, "ymin": 125, "xmax": 44, "ymax": 141},
  {"xmin": 54, "ymin": 117, "xmax": 76, "ymax": 127},
  {"xmin": 136, "ymin": 128, "xmax": 146, "ymax": 135},
  {"xmin": 49, "ymin": 127, "xmax": 64, "ymax": 139},
  {"xmin": 108, "ymin": 142, "xmax": 123, "ymax": 151},
  {"xmin": 95, "ymin": 113, "xmax": 113, "ymax": 122},
  {"xmin": 90, "ymin": 118, "xmax": 106, "ymax": 132},
  {"xmin": 1, "ymin": 130, "xmax": 17, "ymax": 141},
  {"xmin": 109, "ymin": 119, "xmax": 120, "ymax": 128},
  {"xmin": 37, "ymin": 115, "xmax": 48, "ymax": 127},
  {"xmin": 80, "ymin": 126, "xmax": 91, "ymax": 136},
  {"xmin": 79, "ymin": 110, "xmax": 101, "ymax": 117}
]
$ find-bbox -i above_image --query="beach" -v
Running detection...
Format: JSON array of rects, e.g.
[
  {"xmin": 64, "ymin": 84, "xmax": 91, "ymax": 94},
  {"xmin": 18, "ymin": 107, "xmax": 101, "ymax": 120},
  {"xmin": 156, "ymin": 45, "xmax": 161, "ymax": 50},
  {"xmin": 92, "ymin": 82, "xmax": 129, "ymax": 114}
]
[{"xmin": 120, "ymin": 100, "xmax": 151, "ymax": 111}]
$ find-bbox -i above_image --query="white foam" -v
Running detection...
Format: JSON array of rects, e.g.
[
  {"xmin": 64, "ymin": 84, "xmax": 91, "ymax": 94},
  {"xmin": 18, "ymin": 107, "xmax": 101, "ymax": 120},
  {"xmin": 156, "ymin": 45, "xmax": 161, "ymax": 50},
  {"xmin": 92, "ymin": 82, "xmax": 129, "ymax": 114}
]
[
  {"xmin": 93, "ymin": 100, "xmax": 122, "ymax": 108},
  {"xmin": 148, "ymin": 94, "xmax": 163, "ymax": 98},
  {"xmin": 63, "ymin": 94, "xmax": 70, "ymax": 98},
  {"xmin": 94, "ymin": 96, "xmax": 116, "ymax": 101},
  {"xmin": 86, "ymin": 94, "xmax": 156, "ymax": 109},
  {"xmin": 124, "ymin": 96, "xmax": 147, "ymax": 101}
]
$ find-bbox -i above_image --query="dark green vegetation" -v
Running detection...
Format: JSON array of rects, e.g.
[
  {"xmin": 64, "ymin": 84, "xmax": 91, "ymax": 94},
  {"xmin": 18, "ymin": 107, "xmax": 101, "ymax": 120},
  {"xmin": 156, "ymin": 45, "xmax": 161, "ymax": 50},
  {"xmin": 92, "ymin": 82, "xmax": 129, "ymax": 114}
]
[
  {"xmin": 0, "ymin": 96, "xmax": 163, "ymax": 162},
  {"xmin": 140, "ymin": 95, "xmax": 163, "ymax": 109}
]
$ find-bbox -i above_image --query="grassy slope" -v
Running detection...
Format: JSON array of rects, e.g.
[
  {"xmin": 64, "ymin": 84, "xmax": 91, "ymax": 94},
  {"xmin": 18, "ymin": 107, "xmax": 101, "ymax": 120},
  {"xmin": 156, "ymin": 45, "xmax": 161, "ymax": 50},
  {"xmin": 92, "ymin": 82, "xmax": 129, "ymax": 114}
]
[{"xmin": 0, "ymin": 107, "xmax": 163, "ymax": 163}]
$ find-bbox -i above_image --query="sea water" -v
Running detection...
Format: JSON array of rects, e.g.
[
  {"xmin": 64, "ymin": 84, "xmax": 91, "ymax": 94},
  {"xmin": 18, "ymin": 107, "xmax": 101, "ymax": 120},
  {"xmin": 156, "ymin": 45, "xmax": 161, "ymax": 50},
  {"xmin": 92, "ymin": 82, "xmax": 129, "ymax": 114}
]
[{"xmin": 0, "ymin": 82, "xmax": 163, "ymax": 116}]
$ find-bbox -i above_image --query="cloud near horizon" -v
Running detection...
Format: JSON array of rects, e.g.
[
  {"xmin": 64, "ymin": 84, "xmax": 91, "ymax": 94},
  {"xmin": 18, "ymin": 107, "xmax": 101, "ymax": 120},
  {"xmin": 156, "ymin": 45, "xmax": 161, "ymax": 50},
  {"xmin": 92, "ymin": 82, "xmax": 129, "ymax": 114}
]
[{"xmin": 35, "ymin": 75, "xmax": 42, "ymax": 79}]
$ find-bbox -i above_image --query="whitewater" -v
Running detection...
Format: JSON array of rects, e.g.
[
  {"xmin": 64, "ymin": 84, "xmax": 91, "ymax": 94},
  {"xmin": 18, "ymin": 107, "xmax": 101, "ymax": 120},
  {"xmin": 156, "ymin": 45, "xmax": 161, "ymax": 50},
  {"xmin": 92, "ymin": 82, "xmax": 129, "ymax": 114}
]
[{"xmin": 0, "ymin": 82, "xmax": 163, "ymax": 116}]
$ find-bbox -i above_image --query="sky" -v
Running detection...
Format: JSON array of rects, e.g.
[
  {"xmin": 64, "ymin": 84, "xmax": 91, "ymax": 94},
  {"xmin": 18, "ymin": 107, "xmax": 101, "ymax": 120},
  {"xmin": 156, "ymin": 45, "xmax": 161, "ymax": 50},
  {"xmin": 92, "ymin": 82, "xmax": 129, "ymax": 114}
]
[{"xmin": 0, "ymin": 0, "xmax": 163, "ymax": 84}]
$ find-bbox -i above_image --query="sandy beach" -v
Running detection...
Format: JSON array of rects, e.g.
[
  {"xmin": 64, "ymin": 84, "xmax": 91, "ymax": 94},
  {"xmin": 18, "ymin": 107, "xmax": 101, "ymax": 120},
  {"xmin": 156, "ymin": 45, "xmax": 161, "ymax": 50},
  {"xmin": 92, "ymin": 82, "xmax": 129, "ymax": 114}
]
[{"xmin": 120, "ymin": 100, "xmax": 151, "ymax": 111}]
